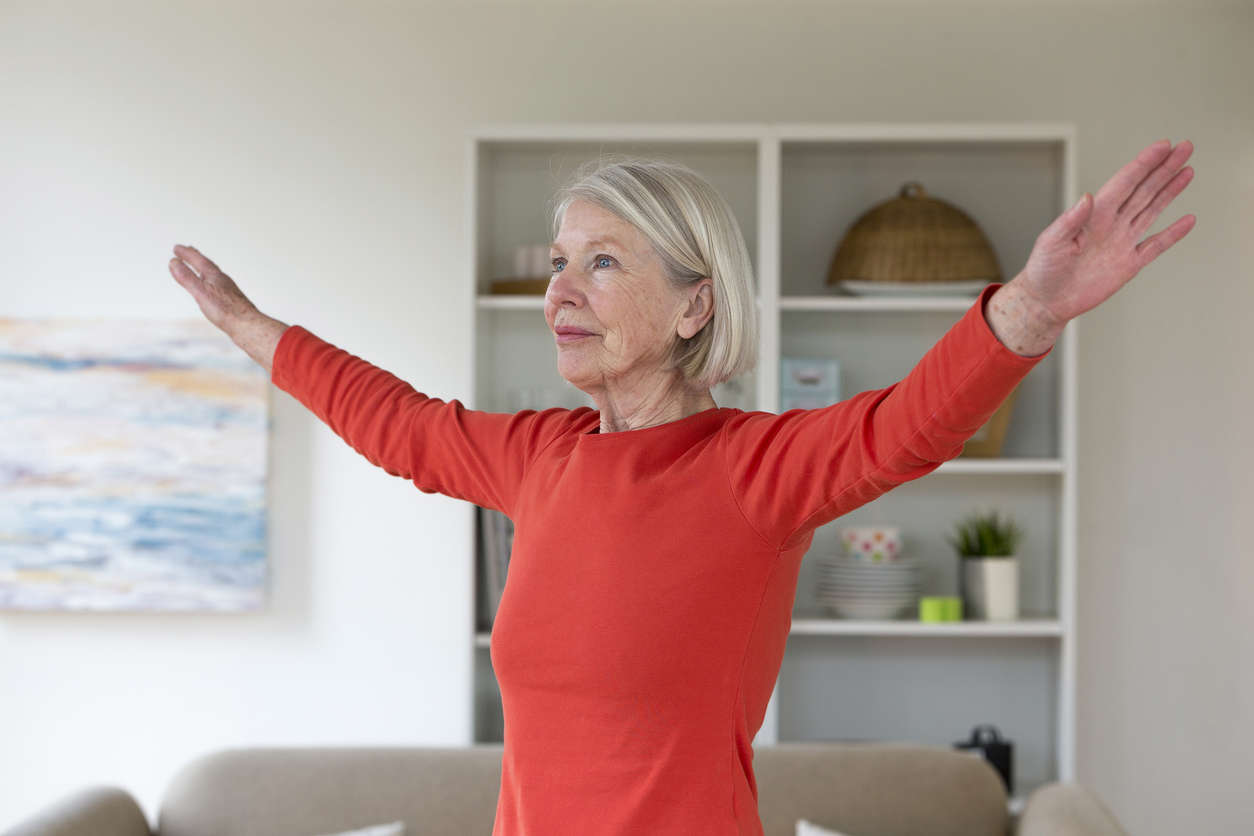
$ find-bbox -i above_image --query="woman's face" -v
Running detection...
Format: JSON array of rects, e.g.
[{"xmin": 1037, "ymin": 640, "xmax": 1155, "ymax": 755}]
[{"xmin": 544, "ymin": 199, "xmax": 710, "ymax": 394}]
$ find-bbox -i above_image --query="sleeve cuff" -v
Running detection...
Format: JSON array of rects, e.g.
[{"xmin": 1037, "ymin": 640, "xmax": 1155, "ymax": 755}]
[{"xmin": 269, "ymin": 323, "xmax": 310, "ymax": 390}]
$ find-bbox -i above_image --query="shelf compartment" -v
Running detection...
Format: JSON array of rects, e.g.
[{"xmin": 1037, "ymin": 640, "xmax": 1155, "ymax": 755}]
[
  {"xmin": 777, "ymin": 634, "xmax": 1059, "ymax": 799},
  {"xmin": 796, "ymin": 476, "xmax": 1062, "ymax": 619},
  {"xmin": 778, "ymin": 138, "xmax": 1065, "ymax": 298}
]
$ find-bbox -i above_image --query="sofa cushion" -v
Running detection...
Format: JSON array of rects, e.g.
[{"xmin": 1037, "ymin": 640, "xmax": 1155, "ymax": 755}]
[
  {"xmin": 755, "ymin": 742, "xmax": 1009, "ymax": 836},
  {"xmin": 312, "ymin": 822, "xmax": 404, "ymax": 836},
  {"xmin": 797, "ymin": 818, "xmax": 855, "ymax": 836},
  {"xmin": 158, "ymin": 747, "xmax": 503, "ymax": 836},
  {"xmin": 4, "ymin": 786, "xmax": 152, "ymax": 836}
]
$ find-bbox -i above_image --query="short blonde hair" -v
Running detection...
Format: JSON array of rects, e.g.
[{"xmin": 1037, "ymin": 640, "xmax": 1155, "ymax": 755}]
[{"xmin": 548, "ymin": 154, "xmax": 758, "ymax": 390}]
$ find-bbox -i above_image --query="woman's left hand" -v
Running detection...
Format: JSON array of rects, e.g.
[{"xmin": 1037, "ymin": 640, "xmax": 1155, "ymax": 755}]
[{"xmin": 1015, "ymin": 138, "xmax": 1197, "ymax": 329}]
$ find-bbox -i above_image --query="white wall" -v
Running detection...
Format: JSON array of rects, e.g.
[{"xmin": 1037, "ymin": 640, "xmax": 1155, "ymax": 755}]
[{"xmin": 2, "ymin": 0, "xmax": 1250, "ymax": 832}]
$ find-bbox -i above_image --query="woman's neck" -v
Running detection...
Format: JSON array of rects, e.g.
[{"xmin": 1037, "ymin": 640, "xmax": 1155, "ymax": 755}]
[{"xmin": 590, "ymin": 377, "xmax": 717, "ymax": 434}]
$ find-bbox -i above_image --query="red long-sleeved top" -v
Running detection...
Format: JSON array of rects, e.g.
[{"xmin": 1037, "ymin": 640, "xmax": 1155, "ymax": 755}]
[{"xmin": 269, "ymin": 281, "xmax": 1052, "ymax": 835}]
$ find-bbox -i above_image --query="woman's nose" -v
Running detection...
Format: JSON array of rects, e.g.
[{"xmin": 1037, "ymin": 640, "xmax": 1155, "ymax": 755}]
[{"xmin": 545, "ymin": 265, "xmax": 585, "ymax": 306}]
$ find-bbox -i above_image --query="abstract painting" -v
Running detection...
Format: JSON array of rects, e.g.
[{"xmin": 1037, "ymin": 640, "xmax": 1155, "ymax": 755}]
[{"xmin": 0, "ymin": 318, "xmax": 269, "ymax": 611}]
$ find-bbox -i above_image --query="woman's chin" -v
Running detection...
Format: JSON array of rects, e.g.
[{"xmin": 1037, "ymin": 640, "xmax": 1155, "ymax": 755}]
[
  {"xmin": 558, "ymin": 375, "xmax": 592, "ymax": 392},
  {"xmin": 557, "ymin": 366, "xmax": 597, "ymax": 393}
]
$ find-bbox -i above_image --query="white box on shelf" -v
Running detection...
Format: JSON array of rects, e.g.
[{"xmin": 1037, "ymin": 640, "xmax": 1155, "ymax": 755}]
[{"xmin": 781, "ymin": 355, "xmax": 840, "ymax": 410}]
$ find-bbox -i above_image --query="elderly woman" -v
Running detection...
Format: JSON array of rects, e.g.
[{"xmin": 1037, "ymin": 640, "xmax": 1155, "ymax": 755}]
[{"xmin": 169, "ymin": 138, "xmax": 1195, "ymax": 835}]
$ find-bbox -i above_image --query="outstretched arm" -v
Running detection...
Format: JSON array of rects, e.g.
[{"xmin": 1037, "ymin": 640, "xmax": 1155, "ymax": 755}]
[
  {"xmin": 166, "ymin": 243, "xmax": 575, "ymax": 515},
  {"xmin": 724, "ymin": 137, "xmax": 1198, "ymax": 549}
]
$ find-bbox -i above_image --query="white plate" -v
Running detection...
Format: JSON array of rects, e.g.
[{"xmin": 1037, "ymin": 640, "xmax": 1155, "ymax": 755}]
[
  {"xmin": 827, "ymin": 601, "xmax": 917, "ymax": 609},
  {"xmin": 820, "ymin": 579, "xmax": 918, "ymax": 586},
  {"xmin": 817, "ymin": 591, "xmax": 917, "ymax": 599},
  {"xmin": 824, "ymin": 556, "xmax": 920, "ymax": 566},
  {"xmin": 835, "ymin": 280, "xmax": 990, "ymax": 297},
  {"xmin": 819, "ymin": 592, "xmax": 917, "ymax": 601},
  {"xmin": 820, "ymin": 579, "xmax": 919, "ymax": 587},
  {"xmin": 827, "ymin": 603, "xmax": 912, "ymax": 619},
  {"xmin": 823, "ymin": 570, "xmax": 915, "ymax": 577},
  {"xmin": 822, "ymin": 559, "xmax": 922, "ymax": 566},
  {"xmin": 820, "ymin": 596, "xmax": 918, "ymax": 602}
]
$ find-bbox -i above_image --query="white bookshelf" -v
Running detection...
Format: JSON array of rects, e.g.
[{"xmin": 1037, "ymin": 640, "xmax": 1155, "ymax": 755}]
[{"xmin": 466, "ymin": 122, "xmax": 1078, "ymax": 806}]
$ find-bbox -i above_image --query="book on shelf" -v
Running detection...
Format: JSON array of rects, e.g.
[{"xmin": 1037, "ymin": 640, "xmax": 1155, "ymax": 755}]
[{"xmin": 477, "ymin": 505, "xmax": 515, "ymax": 630}]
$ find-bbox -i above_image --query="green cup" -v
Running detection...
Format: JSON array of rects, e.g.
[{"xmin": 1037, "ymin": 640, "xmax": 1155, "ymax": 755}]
[
  {"xmin": 919, "ymin": 596, "xmax": 963, "ymax": 622},
  {"xmin": 919, "ymin": 597, "xmax": 945, "ymax": 622}
]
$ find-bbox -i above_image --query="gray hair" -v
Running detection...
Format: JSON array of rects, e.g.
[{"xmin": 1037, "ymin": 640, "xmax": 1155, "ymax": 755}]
[{"xmin": 547, "ymin": 155, "xmax": 758, "ymax": 390}]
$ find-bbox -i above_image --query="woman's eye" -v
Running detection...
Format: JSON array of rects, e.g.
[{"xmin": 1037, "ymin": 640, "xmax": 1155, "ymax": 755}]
[{"xmin": 550, "ymin": 255, "xmax": 613, "ymax": 272}]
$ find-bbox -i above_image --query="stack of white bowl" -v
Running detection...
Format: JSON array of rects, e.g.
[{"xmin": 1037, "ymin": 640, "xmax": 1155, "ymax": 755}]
[{"xmin": 817, "ymin": 554, "xmax": 921, "ymax": 619}]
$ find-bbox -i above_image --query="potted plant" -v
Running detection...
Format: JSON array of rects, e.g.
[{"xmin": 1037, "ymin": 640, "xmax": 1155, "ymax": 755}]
[{"xmin": 946, "ymin": 509, "xmax": 1024, "ymax": 621}]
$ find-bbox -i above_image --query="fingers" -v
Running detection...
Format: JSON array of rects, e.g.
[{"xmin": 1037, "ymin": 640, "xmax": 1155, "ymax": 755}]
[
  {"xmin": 168, "ymin": 257, "xmax": 197, "ymax": 285},
  {"xmin": 1094, "ymin": 139, "xmax": 1173, "ymax": 220},
  {"xmin": 1134, "ymin": 213, "xmax": 1197, "ymax": 270},
  {"xmin": 1131, "ymin": 164, "xmax": 1194, "ymax": 233},
  {"xmin": 172, "ymin": 244, "xmax": 222, "ymax": 279},
  {"xmin": 1119, "ymin": 140, "xmax": 1194, "ymax": 220}
]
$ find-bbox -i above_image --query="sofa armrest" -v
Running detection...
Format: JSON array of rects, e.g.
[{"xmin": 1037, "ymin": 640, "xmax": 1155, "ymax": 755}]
[
  {"xmin": 1016, "ymin": 782, "xmax": 1128, "ymax": 836},
  {"xmin": 3, "ymin": 786, "xmax": 151, "ymax": 836}
]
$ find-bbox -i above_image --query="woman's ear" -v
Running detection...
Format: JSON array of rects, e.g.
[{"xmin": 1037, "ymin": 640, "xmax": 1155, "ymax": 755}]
[{"xmin": 678, "ymin": 279, "xmax": 715, "ymax": 340}]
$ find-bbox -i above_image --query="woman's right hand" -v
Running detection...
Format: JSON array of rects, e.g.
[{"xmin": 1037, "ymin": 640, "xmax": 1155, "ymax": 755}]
[{"xmin": 169, "ymin": 244, "xmax": 260, "ymax": 333}]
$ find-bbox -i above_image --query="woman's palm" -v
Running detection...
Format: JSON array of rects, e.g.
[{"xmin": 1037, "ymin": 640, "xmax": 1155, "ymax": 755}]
[{"xmin": 1018, "ymin": 139, "xmax": 1197, "ymax": 327}]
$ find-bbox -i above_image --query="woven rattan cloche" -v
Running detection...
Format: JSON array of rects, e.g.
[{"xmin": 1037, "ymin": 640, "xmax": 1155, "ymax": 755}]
[{"xmin": 827, "ymin": 181, "xmax": 1003, "ymax": 288}]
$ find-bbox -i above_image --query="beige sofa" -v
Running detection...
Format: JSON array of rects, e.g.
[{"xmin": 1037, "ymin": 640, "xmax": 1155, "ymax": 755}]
[{"xmin": 5, "ymin": 742, "xmax": 1127, "ymax": 836}]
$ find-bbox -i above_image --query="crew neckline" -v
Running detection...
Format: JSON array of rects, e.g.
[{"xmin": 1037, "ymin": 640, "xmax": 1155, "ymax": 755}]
[{"xmin": 576, "ymin": 406, "xmax": 731, "ymax": 442}]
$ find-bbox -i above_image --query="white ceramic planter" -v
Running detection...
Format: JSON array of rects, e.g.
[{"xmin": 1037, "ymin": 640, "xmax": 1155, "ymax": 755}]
[{"xmin": 963, "ymin": 557, "xmax": 1019, "ymax": 620}]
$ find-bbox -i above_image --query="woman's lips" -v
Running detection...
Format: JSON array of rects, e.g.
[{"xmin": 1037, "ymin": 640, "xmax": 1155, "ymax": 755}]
[{"xmin": 556, "ymin": 332, "xmax": 594, "ymax": 343}]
